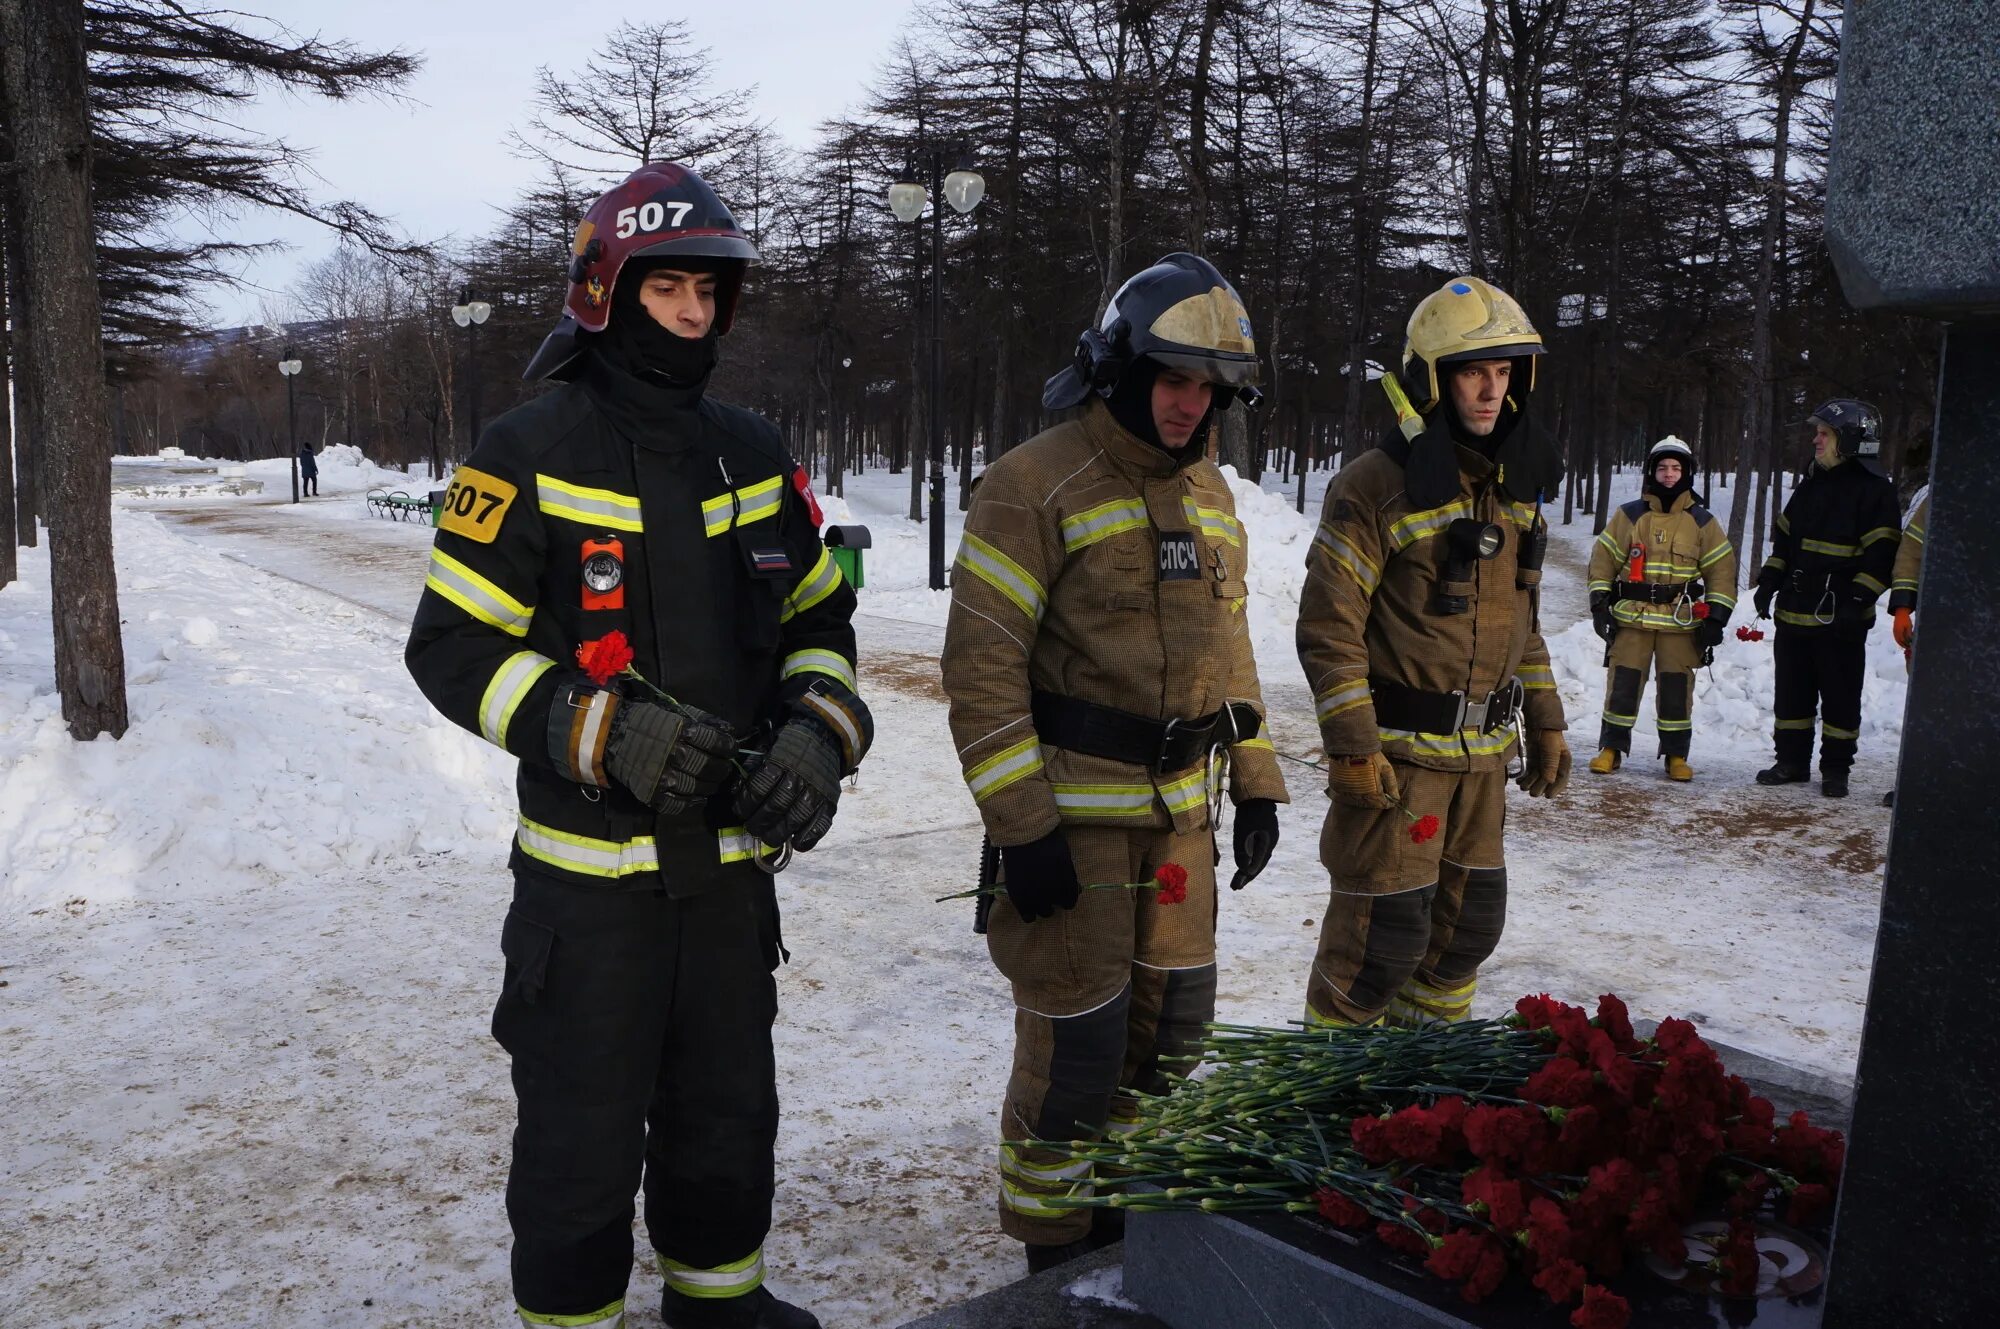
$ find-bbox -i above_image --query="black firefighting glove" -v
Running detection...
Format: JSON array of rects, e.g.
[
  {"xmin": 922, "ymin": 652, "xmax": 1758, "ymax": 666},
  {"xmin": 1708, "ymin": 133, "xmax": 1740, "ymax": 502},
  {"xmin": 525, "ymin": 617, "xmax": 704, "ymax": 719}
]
[
  {"xmin": 998, "ymin": 828, "xmax": 1082, "ymax": 922},
  {"xmin": 1695, "ymin": 617, "xmax": 1726, "ymax": 652},
  {"xmin": 1753, "ymin": 570, "xmax": 1780, "ymax": 620},
  {"xmin": 605, "ymin": 699, "xmax": 738, "ymax": 816},
  {"xmin": 734, "ymin": 716, "xmax": 843, "ymax": 851},
  {"xmin": 1590, "ymin": 590, "xmax": 1617, "ymax": 643},
  {"xmin": 1230, "ymin": 799, "xmax": 1281, "ymax": 891}
]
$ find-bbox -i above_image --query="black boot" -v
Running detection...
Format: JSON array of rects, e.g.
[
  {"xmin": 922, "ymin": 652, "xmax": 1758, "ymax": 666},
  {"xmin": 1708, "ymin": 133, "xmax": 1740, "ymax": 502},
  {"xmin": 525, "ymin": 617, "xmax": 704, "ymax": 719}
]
[
  {"xmin": 1756, "ymin": 761, "xmax": 1811, "ymax": 786},
  {"xmin": 1881, "ymin": 788, "xmax": 1896, "ymax": 808},
  {"xmin": 660, "ymin": 1286, "xmax": 820, "ymax": 1329},
  {"xmin": 1821, "ymin": 770, "xmax": 1850, "ymax": 799}
]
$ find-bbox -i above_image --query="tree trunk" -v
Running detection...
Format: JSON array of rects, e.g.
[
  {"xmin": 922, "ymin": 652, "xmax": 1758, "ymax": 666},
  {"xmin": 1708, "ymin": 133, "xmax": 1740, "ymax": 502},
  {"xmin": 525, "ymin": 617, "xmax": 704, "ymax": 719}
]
[
  {"xmin": 2, "ymin": 129, "xmax": 39, "ymax": 549},
  {"xmin": 0, "ymin": 180, "xmax": 15, "ymax": 587},
  {"xmin": 1341, "ymin": 0, "xmax": 1386, "ymax": 466},
  {"xmin": 1183, "ymin": 0, "xmax": 1224, "ymax": 252},
  {"xmin": 0, "ymin": 0, "xmax": 129, "ymax": 738}
]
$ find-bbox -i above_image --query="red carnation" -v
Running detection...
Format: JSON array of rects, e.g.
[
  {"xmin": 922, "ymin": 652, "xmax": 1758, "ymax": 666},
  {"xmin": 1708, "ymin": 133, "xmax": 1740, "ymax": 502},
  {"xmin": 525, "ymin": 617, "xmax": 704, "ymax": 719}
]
[
  {"xmin": 1571, "ymin": 1284, "xmax": 1631, "ymax": 1329},
  {"xmin": 1526, "ymin": 1196, "xmax": 1577, "ymax": 1262},
  {"xmin": 1594, "ymin": 993, "xmax": 1636, "ymax": 1050},
  {"xmin": 1375, "ymin": 1220, "xmax": 1433, "ymax": 1258},
  {"xmin": 1427, "ymin": 1230, "xmax": 1508, "ymax": 1304},
  {"xmin": 1532, "ymin": 1257, "xmax": 1588, "ymax": 1305},
  {"xmin": 1153, "ymin": 862, "xmax": 1190, "ymax": 905},
  {"xmin": 1727, "ymin": 1171, "xmax": 1771, "ymax": 1219},
  {"xmin": 1461, "ymin": 1165, "xmax": 1529, "ymax": 1230},
  {"xmin": 1653, "ymin": 1017, "xmax": 1706, "ymax": 1056},
  {"xmin": 1409, "ymin": 813, "xmax": 1440, "ymax": 844},
  {"xmin": 1692, "ymin": 601, "xmax": 1711, "ymax": 619},
  {"xmin": 1379, "ymin": 1103, "xmax": 1453, "ymax": 1165},
  {"xmin": 575, "ymin": 631, "xmax": 635, "ymax": 686},
  {"xmin": 1786, "ymin": 1182, "xmax": 1834, "ymax": 1226},
  {"xmin": 1464, "ymin": 1104, "xmax": 1545, "ymax": 1166},
  {"xmin": 1522, "ymin": 1056, "xmax": 1596, "ymax": 1108},
  {"xmin": 1315, "ymin": 1187, "xmax": 1370, "ymax": 1229},
  {"xmin": 1514, "ymin": 993, "xmax": 1571, "ymax": 1031},
  {"xmin": 1718, "ymin": 1217, "xmax": 1761, "ymax": 1296},
  {"xmin": 1350, "ymin": 1113, "xmax": 1396, "ymax": 1164}
]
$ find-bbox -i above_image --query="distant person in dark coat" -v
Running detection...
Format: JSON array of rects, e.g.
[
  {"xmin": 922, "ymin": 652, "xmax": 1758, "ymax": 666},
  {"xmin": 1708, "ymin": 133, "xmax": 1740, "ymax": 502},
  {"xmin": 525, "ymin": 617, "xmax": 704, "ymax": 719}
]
[{"xmin": 299, "ymin": 445, "xmax": 319, "ymax": 496}]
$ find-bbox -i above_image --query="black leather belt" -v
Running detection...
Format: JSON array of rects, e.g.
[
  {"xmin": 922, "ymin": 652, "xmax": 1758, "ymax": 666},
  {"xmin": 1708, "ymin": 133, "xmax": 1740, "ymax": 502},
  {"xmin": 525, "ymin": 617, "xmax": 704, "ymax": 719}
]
[
  {"xmin": 1030, "ymin": 691, "xmax": 1263, "ymax": 773},
  {"xmin": 1615, "ymin": 581, "xmax": 1700, "ymax": 605},
  {"xmin": 1368, "ymin": 677, "xmax": 1523, "ymax": 736}
]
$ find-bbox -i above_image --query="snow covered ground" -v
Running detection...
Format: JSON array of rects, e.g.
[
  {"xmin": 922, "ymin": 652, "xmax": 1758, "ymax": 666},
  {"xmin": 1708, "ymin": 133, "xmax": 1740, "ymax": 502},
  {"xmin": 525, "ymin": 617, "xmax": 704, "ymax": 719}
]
[{"xmin": 1, "ymin": 451, "xmax": 1901, "ymax": 1327}]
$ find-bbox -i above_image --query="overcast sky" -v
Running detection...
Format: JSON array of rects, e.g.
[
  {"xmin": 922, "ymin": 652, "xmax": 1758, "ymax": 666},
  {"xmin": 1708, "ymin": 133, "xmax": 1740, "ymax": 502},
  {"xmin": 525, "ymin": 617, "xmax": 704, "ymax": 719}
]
[{"xmin": 179, "ymin": 1, "xmax": 919, "ymax": 326}]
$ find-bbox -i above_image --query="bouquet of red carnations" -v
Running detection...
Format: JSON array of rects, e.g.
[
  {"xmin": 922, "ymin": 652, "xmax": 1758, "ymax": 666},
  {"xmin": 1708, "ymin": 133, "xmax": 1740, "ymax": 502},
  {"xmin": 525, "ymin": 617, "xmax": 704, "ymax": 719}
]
[{"xmin": 1037, "ymin": 993, "xmax": 1844, "ymax": 1328}]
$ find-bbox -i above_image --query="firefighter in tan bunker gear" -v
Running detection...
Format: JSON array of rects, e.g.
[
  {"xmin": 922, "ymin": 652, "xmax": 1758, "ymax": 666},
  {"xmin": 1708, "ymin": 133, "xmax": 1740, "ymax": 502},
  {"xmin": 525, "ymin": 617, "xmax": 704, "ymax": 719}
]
[
  {"xmin": 1585, "ymin": 437, "xmax": 1738, "ymax": 781},
  {"xmin": 1297, "ymin": 276, "xmax": 1570, "ymax": 1029},
  {"xmin": 940, "ymin": 254, "xmax": 1289, "ymax": 1271}
]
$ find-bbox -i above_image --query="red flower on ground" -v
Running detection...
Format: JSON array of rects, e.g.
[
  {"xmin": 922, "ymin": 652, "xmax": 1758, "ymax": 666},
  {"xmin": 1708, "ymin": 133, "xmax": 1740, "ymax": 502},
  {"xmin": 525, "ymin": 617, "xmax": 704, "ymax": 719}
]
[
  {"xmin": 1152, "ymin": 862, "xmax": 1190, "ymax": 905},
  {"xmin": 575, "ymin": 631, "xmax": 635, "ymax": 686},
  {"xmin": 1595, "ymin": 993, "xmax": 1636, "ymax": 1049},
  {"xmin": 1571, "ymin": 1284, "xmax": 1631, "ymax": 1329},
  {"xmin": 1786, "ymin": 1182, "xmax": 1834, "ymax": 1226},
  {"xmin": 1316, "ymin": 1188, "xmax": 1370, "ymax": 1229},
  {"xmin": 1461, "ymin": 1165, "xmax": 1529, "ymax": 1231},
  {"xmin": 1526, "ymin": 1195, "xmax": 1578, "ymax": 1263},
  {"xmin": 1464, "ymin": 1104, "xmax": 1546, "ymax": 1167},
  {"xmin": 1719, "ymin": 1217, "xmax": 1762, "ymax": 1296},
  {"xmin": 1350, "ymin": 1112, "xmax": 1395, "ymax": 1163},
  {"xmin": 1378, "ymin": 1102, "xmax": 1456, "ymax": 1166},
  {"xmin": 1375, "ymin": 1220, "xmax": 1433, "ymax": 1258},
  {"xmin": 1515, "ymin": 993, "xmax": 1575, "ymax": 1031},
  {"xmin": 1523, "ymin": 1057, "xmax": 1596, "ymax": 1107},
  {"xmin": 1532, "ymin": 1257, "xmax": 1588, "ymax": 1305},
  {"xmin": 1409, "ymin": 813, "xmax": 1440, "ymax": 844},
  {"xmin": 1727, "ymin": 1171, "xmax": 1771, "ymax": 1219},
  {"xmin": 1653, "ymin": 1017, "xmax": 1706, "ymax": 1057},
  {"xmin": 1426, "ymin": 1231, "xmax": 1509, "ymax": 1304}
]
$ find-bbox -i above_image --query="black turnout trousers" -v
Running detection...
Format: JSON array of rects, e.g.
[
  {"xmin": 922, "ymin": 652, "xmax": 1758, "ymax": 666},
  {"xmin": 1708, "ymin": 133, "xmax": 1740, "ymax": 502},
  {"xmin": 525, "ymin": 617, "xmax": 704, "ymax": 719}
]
[
  {"xmin": 1772, "ymin": 624, "xmax": 1868, "ymax": 775},
  {"xmin": 494, "ymin": 864, "xmax": 783, "ymax": 1317}
]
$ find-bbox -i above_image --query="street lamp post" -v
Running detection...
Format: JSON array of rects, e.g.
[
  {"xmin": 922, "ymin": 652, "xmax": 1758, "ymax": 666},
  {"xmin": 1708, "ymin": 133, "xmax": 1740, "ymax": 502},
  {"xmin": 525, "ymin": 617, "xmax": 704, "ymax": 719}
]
[
  {"xmin": 452, "ymin": 291, "xmax": 493, "ymax": 457},
  {"xmin": 889, "ymin": 147, "xmax": 986, "ymax": 590},
  {"xmin": 277, "ymin": 347, "xmax": 303, "ymax": 504}
]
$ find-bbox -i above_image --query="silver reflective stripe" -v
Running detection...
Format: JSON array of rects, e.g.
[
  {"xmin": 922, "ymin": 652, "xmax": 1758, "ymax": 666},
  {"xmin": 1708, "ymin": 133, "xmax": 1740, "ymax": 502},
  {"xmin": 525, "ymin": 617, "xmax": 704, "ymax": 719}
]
[
  {"xmin": 658, "ymin": 1249, "xmax": 765, "ymax": 1297},
  {"xmin": 781, "ymin": 648, "xmax": 856, "ymax": 691},
  {"xmin": 1313, "ymin": 526, "xmax": 1379, "ymax": 594},
  {"xmin": 967, "ymin": 737, "xmax": 1043, "ymax": 800},
  {"xmin": 1061, "ymin": 499, "xmax": 1150, "ymax": 552},
  {"xmin": 1000, "ymin": 1145, "xmax": 1093, "ymax": 1184},
  {"xmin": 956, "ymin": 534, "xmax": 1046, "ymax": 620},
  {"xmin": 480, "ymin": 652, "xmax": 556, "ymax": 747},
  {"xmin": 516, "ymin": 818, "xmax": 659, "ymax": 878},
  {"xmin": 1051, "ymin": 785, "xmax": 1156, "ymax": 815},
  {"xmin": 717, "ymin": 827, "xmax": 767, "ymax": 864},
  {"xmin": 425, "ymin": 549, "xmax": 532, "ymax": 636},
  {"xmin": 535, "ymin": 476, "xmax": 643, "ymax": 531},
  {"xmin": 569, "ymin": 688, "xmax": 616, "ymax": 786},
  {"xmin": 1316, "ymin": 679, "xmax": 1372, "ymax": 721},
  {"xmin": 800, "ymin": 691, "xmax": 863, "ymax": 764},
  {"xmin": 781, "ymin": 548, "xmax": 844, "ymax": 622}
]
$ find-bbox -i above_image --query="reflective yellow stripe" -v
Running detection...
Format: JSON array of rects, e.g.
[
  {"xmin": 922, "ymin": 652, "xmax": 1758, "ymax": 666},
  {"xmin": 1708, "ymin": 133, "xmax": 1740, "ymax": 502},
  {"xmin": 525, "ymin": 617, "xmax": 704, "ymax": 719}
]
[
  {"xmin": 1061, "ymin": 499, "xmax": 1151, "ymax": 552},
  {"xmin": 1234, "ymin": 736, "xmax": 1274, "ymax": 752},
  {"xmin": 1516, "ymin": 664, "xmax": 1555, "ymax": 691},
  {"xmin": 1774, "ymin": 718, "xmax": 1816, "ymax": 731},
  {"xmin": 1905, "ymin": 523, "xmax": 1927, "ymax": 546},
  {"xmin": 1853, "ymin": 573, "xmax": 1886, "ymax": 595},
  {"xmin": 1316, "ymin": 679, "xmax": 1372, "ymax": 721},
  {"xmin": 956, "ymin": 533, "xmax": 1046, "ymax": 621},
  {"xmin": 517, "ymin": 1298, "xmax": 625, "ymax": 1327},
  {"xmin": 1699, "ymin": 541, "xmax": 1735, "ymax": 570},
  {"xmin": 480, "ymin": 651, "xmax": 556, "ymax": 747},
  {"xmin": 1860, "ymin": 526, "xmax": 1899, "ymax": 547},
  {"xmin": 780, "ymin": 648, "xmax": 856, "ymax": 691},
  {"xmin": 1823, "ymin": 724, "xmax": 1860, "ymax": 741},
  {"xmin": 425, "ymin": 548, "xmax": 533, "ymax": 636},
  {"xmin": 658, "ymin": 1249, "xmax": 765, "ymax": 1300},
  {"xmin": 1051, "ymin": 782, "xmax": 1156, "ymax": 818},
  {"xmin": 1799, "ymin": 538, "xmax": 1859, "ymax": 557},
  {"xmin": 1380, "ymin": 726, "xmax": 1516, "ymax": 758},
  {"xmin": 535, "ymin": 475, "xmax": 644, "ymax": 531},
  {"xmin": 1001, "ymin": 1142, "xmax": 1093, "ymax": 1185},
  {"xmin": 781, "ymin": 547, "xmax": 844, "ymax": 622},
  {"xmin": 1313, "ymin": 525, "xmax": 1379, "ymax": 595},
  {"xmin": 1776, "ymin": 609, "xmax": 1838, "ymax": 627},
  {"xmin": 1388, "ymin": 500, "xmax": 1473, "ymax": 551},
  {"xmin": 702, "ymin": 476, "xmax": 786, "ymax": 537},
  {"xmin": 967, "ymin": 736, "xmax": 1043, "ymax": 801},
  {"xmin": 1657, "ymin": 718, "xmax": 1693, "ymax": 732},
  {"xmin": 1158, "ymin": 763, "xmax": 1212, "ymax": 815},
  {"xmin": 1505, "ymin": 501, "xmax": 1538, "ymax": 530},
  {"xmin": 1182, "ymin": 496, "xmax": 1242, "ymax": 547},
  {"xmin": 716, "ymin": 826, "xmax": 779, "ymax": 865},
  {"xmin": 516, "ymin": 817, "xmax": 659, "ymax": 878},
  {"xmin": 1596, "ymin": 531, "xmax": 1625, "ymax": 557},
  {"xmin": 1709, "ymin": 593, "xmax": 1738, "ymax": 610},
  {"xmin": 1000, "ymin": 1177, "xmax": 1086, "ymax": 1218}
]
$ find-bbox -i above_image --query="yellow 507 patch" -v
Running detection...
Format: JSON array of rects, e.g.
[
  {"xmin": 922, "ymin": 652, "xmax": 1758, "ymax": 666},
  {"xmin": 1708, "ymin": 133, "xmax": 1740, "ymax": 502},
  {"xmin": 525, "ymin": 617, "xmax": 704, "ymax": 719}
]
[{"xmin": 438, "ymin": 467, "xmax": 517, "ymax": 543}]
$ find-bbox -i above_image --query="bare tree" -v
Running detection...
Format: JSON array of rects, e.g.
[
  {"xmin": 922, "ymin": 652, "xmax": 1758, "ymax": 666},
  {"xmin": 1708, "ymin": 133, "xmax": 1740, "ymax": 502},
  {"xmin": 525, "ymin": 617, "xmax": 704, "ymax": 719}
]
[{"xmin": 0, "ymin": 0, "xmax": 128, "ymax": 737}]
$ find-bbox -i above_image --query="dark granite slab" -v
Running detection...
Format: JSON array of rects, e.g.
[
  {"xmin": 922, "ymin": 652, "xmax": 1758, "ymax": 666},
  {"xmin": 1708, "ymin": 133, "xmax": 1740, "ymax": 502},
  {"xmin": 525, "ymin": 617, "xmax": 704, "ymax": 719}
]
[{"xmin": 891, "ymin": 1243, "xmax": 1168, "ymax": 1329}]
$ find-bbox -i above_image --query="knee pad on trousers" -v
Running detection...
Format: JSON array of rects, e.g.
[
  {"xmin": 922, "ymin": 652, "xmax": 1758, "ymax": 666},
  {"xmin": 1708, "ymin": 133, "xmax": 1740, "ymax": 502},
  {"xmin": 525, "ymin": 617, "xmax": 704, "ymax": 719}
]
[
  {"xmin": 1657, "ymin": 672, "xmax": 1692, "ymax": 723},
  {"xmin": 1031, "ymin": 986, "xmax": 1132, "ymax": 1141},
  {"xmin": 1155, "ymin": 964, "xmax": 1218, "ymax": 1057},
  {"xmin": 1431, "ymin": 866, "xmax": 1506, "ymax": 983},
  {"xmin": 1346, "ymin": 885, "xmax": 1437, "ymax": 1015},
  {"xmin": 1607, "ymin": 666, "xmax": 1644, "ymax": 719}
]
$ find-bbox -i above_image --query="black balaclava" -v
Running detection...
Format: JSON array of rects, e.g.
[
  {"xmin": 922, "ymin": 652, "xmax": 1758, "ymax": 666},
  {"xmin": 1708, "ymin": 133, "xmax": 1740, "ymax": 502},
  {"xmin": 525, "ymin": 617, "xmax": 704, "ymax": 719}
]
[
  {"xmin": 593, "ymin": 256, "xmax": 722, "ymax": 388},
  {"xmin": 1645, "ymin": 455, "xmax": 1695, "ymax": 506},
  {"xmin": 1105, "ymin": 354, "xmax": 1213, "ymax": 465}
]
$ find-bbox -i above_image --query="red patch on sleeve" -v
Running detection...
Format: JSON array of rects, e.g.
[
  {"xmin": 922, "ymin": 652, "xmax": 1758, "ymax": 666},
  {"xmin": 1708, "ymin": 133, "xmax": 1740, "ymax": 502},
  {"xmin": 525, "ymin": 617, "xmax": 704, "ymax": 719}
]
[{"xmin": 792, "ymin": 467, "xmax": 824, "ymax": 527}]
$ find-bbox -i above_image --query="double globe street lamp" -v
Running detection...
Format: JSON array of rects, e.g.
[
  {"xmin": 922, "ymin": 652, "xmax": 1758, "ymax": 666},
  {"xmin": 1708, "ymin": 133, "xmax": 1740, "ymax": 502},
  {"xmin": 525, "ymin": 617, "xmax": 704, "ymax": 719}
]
[
  {"xmin": 276, "ymin": 347, "xmax": 304, "ymax": 504},
  {"xmin": 888, "ymin": 148, "xmax": 985, "ymax": 590},
  {"xmin": 451, "ymin": 291, "xmax": 492, "ymax": 458}
]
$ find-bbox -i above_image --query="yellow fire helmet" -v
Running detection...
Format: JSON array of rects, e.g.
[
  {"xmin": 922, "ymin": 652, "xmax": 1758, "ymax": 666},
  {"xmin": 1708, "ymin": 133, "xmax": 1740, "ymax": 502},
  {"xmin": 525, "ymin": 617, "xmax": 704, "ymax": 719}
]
[{"xmin": 1401, "ymin": 276, "xmax": 1545, "ymax": 414}]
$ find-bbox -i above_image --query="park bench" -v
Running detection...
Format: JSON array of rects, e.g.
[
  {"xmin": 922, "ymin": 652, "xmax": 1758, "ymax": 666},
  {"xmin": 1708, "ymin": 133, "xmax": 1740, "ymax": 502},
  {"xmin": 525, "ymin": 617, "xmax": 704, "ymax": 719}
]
[{"xmin": 366, "ymin": 489, "xmax": 444, "ymax": 524}]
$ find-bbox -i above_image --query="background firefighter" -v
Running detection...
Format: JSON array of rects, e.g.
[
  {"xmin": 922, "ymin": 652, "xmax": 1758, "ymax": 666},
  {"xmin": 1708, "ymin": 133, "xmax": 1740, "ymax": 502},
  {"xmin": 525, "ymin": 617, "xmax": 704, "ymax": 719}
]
[
  {"xmin": 1296, "ymin": 275, "xmax": 1570, "ymax": 1030},
  {"xmin": 405, "ymin": 163, "xmax": 868, "ymax": 1329},
  {"xmin": 939, "ymin": 253, "xmax": 1288, "ymax": 1272},
  {"xmin": 1882, "ymin": 490, "xmax": 1929, "ymax": 806},
  {"xmin": 1585, "ymin": 436, "xmax": 1737, "ymax": 781},
  {"xmin": 1751, "ymin": 398, "xmax": 1900, "ymax": 800}
]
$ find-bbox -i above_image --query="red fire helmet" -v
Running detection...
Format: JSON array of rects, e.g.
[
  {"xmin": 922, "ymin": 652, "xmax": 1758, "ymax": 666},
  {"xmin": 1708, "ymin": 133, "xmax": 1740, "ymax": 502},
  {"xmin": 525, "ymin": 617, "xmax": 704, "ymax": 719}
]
[{"xmin": 523, "ymin": 161, "xmax": 761, "ymax": 381}]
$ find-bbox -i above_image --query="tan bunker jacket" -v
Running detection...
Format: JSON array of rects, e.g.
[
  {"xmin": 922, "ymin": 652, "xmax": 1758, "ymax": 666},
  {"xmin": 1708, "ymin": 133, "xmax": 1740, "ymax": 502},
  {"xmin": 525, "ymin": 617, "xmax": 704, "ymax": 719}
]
[{"xmin": 942, "ymin": 401, "xmax": 1288, "ymax": 846}]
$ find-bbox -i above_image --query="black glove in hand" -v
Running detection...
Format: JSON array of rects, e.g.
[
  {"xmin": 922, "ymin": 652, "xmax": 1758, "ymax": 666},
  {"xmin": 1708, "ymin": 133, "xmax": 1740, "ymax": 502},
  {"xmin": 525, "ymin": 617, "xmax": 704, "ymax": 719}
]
[
  {"xmin": 605, "ymin": 700, "xmax": 738, "ymax": 815},
  {"xmin": 1230, "ymin": 799, "xmax": 1280, "ymax": 891},
  {"xmin": 998, "ymin": 829, "xmax": 1082, "ymax": 922},
  {"xmin": 1695, "ymin": 617, "xmax": 1725, "ymax": 651},
  {"xmin": 1753, "ymin": 582, "xmax": 1776, "ymax": 619},
  {"xmin": 1590, "ymin": 591, "xmax": 1617, "ymax": 643},
  {"xmin": 734, "ymin": 716, "xmax": 843, "ymax": 851}
]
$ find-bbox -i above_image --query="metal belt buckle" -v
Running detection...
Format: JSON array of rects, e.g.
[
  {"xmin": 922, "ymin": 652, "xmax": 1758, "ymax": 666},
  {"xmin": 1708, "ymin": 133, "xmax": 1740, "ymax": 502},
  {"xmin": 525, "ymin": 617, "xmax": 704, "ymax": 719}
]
[
  {"xmin": 1154, "ymin": 716, "xmax": 1183, "ymax": 770},
  {"xmin": 1448, "ymin": 689, "xmax": 1473, "ymax": 732}
]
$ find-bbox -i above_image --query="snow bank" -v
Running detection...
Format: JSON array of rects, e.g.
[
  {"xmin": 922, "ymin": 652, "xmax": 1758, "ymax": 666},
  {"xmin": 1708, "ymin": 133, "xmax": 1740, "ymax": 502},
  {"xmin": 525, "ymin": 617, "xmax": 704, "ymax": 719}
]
[{"xmin": 0, "ymin": 510, "xmax": 515, "ymax": 917}]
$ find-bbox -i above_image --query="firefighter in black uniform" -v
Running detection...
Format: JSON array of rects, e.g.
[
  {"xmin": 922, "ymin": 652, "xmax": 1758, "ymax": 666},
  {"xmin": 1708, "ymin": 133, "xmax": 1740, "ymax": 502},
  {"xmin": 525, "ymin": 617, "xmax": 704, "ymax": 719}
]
[
  {"xmin": 1752, "ymin": 398, "xmax": 1899, "ymax": 799},
  {"xmin": 406, "ymin": 163, "xmax": 870, "ymax": 1329}
]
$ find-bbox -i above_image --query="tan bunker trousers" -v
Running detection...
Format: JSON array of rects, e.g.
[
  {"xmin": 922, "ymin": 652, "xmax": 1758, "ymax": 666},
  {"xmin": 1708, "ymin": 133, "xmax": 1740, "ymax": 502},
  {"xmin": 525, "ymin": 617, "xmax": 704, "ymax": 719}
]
[
  {"xmin": 986, "ymin": 823, "xmax": 1218, "ymax": 1243},
  {"xmin": 1306, "ymin": 764, "xmax": 1508, "ymax": 1028}
]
